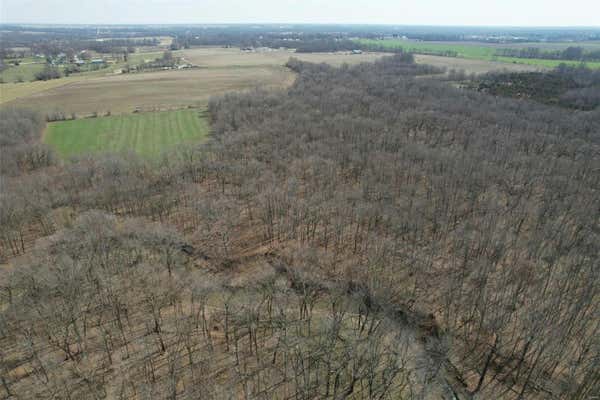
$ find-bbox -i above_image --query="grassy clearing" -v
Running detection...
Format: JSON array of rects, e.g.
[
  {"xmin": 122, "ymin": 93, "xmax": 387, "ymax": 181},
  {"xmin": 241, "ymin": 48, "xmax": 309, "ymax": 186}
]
[
  {"xmin": 126, "ymin": 51, "xmax": 166, "ymax": 64},
  {"xmin": 0, "ymin": 62, "xmax": 46, "ymax": 83},
  {"xmin": 44, "ymin": 109, "xmax": 208, "ymax": 158},
  {"xmin": 356, "ymin": 39, "xmax": 600, "ymax": 69}
]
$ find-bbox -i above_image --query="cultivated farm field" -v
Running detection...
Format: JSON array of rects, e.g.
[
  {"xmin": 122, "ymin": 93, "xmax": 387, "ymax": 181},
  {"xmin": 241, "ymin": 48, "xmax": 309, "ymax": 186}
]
[
  {"xmin": 185, "ymin": 46, "xmax": 542, "ymax": 74},
  {"xmin": 413, "ymin": 54, "xmax": 542, "ymax": 74},
  {"xmin": 180, "ymin": 46, "xmax": 386, "ymax": 67},
  {"xmin": 0, "ymin": 77, "xmax": 86, "ymax": 104},
  {"xmin": 44, "ymin": 109, "xmax": 208, "ymax": 157},
  {"xmin": 1, "ymin": 64, "xmax": 129, "ymax": 105},
  {"xmin": 4, "ymin": 48, "xmax": 385, "ymax": 116},
  {"xmin": 8, "ymin": 65, "xmax": 295, "ymax": 115},
  {"xmin": 1, "ymin": 51, "xmax": 169, "ymax": 104}
]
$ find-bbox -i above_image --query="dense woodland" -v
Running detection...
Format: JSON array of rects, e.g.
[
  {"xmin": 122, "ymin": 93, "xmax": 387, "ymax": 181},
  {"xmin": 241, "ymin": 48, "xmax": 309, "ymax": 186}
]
[
  {"xmin": 470, "ymin": 65, "xmax": 600, "ymax": 110},
  {"xmin": 1, "ymin": 54, "xmax": 599, "ymax": 399}
]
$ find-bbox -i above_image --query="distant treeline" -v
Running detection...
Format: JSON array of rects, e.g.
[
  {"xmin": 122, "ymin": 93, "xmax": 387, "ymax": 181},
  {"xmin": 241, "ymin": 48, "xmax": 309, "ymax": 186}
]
[
  {"xmin": 77, "ymin": 38, "xmax": 159, "ymax": 54},
  {"xmin": 0, "ymin": 35, "xmax": 159, "ymax": 58},
  {"xmin": 3, "ymin": 24, "xmax": 600, "ymax": 58},
  {"xmin": 172, "ymin": 33, "xmax": 361, "ymax": 52},
  {"xmin": 359, "ymin": 41, "xmax": 460, "ymax": 57},
  {"xmin": 496, "ymin": 46, "xmax": 600, "ymax": 62}
]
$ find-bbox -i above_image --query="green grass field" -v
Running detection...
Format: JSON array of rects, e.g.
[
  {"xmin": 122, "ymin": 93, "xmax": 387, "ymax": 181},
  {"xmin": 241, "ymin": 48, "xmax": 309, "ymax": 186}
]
[
  {"xmin": 44, "ymin": 109, "xmax": 209, "ymax": 158},
  {"xmin": 0, "ymin": 62, "xmax": 47, "ymax": 83},
  {"xmin": 356, "ymin": 39, "xmax": 600, "ymax": 69}
]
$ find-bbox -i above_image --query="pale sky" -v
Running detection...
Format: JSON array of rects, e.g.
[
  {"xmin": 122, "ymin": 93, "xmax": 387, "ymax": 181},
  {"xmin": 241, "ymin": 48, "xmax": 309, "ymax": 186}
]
[{"xmin": 1, "ymin": 0, "xmax": 599, "ymax": 26}]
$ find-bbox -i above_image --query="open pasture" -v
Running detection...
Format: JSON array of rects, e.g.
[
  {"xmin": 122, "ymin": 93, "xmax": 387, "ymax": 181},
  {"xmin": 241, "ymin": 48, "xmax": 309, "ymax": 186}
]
[
  {"xmin": 0, "ymin": 62, "xmax": 46, "ymax": 83},
  {"xmin": 357, "ymin": 39, "xmax": 600, "ymax": 69},
  {"xmin": 44, "ymin": 109, "xmax": 208, "ymax": 157}
]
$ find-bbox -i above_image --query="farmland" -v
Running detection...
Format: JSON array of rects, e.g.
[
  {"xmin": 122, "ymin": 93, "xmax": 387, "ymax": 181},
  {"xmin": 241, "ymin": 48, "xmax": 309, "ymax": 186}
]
[
  {"xmin": 0, "ymin": 76, "xmax": 87, "ymax": 104},
  {"xmin": 1, "ymin": 47, "xmax": 541, "ymax": 113},
  {"xmin": 8, "ymin": 65, "xmax": 294, "ymax": 115},
  {"xmin": 6, "ymin": 46, "xmax": 553, "ymax": 116},
  {"xmin": 357, "ymin": 39, "xmax": 600, "ymax": 69},
  {"xmin": 0, "ymin": 51, "xmax": 169, "ymax": 104},
  {"xmin": 179, "ymin": 46, "xmax": 386, "ymax": 67},
  {"xmin": 413, "ymin": 54, "xmax": 542, "ymax": 73},
  {"xmin": 4, "ymin": 48, "xmax": 385, "ymax": 115},
  {"xmin": 0, "ymin": 66, "xmax": 129, "ymax": 104},
  {"xmin": 44, "ymin": 109, "xmax": 208, "ymax": 157}
]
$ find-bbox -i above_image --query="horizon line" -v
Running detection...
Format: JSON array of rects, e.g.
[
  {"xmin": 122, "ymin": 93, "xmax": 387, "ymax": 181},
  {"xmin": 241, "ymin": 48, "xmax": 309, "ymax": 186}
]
[{"xmin": 1, "ymin": 22, "xmax": 600, "ymax": 29}]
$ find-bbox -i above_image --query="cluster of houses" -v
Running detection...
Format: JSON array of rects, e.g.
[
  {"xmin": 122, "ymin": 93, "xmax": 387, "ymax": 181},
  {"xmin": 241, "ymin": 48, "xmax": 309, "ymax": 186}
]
[{"xmin": 46, "ymin": 51, "xmax": 111, "ymax": 67}]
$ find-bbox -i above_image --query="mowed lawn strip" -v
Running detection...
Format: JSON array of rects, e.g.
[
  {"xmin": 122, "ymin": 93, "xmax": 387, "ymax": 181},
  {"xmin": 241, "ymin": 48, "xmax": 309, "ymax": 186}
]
[{"xmin": 44, "ymin": 109, "xmax": 208, "ymax": 158}]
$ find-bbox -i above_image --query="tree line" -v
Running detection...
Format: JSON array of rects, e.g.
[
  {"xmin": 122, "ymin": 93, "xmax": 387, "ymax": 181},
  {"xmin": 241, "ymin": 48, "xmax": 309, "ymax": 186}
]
[
  {"xmin": 495, "ymin": 46, "xmax": 600, "ymax": 62},
  {"xmin": 469, "ymin": 64, "xmax": 600, "ymax": 110}
]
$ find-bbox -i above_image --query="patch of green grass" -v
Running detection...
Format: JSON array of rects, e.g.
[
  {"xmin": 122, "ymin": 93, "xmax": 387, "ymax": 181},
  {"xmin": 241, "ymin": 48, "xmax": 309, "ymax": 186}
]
[
  {"xmin": 0, "ymin": 62, "xmax": 46, "ymax": 83},
  {"xmin": 355, "ymin": 39, "xmax": 600, "ymax": 69},
  {"xmin": 357, "ymin": 39, "xmax": 495, "ymax": 58},
  {"xmin": 126, "ymin": 51, "xmax": 166, "ymax": 64},
  {"xmin": 44, "ymin": 109, "xmax": 209, "ymax": 158}
]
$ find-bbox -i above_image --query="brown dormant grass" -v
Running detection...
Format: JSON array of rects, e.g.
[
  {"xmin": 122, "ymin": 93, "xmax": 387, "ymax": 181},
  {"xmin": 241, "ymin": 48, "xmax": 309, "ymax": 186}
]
[
  {"xmin": 414, "ymin": 54, "xmax": 544, "ymax": 74},
  {"xmin": 4, "ymin": 48, "xmax": 386, "ymax": 116}
]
